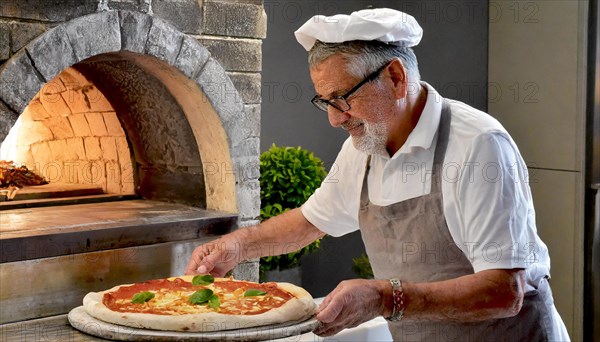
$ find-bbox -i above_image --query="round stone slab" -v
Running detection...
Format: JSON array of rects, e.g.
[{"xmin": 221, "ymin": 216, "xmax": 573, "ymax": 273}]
[{"xmin": 68, "ymin": 306, "xmax": 320, "ymax": 341}]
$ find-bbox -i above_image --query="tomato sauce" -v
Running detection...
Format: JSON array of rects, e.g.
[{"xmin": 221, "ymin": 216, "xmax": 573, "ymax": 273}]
[{"xmin": 107, "ymin": 278, "xmax": 195, "ymax": 300}]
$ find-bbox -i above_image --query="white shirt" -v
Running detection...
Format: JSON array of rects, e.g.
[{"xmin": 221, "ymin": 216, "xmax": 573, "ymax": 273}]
[{"xmin": 301, "ymin": 83, "xmax": 551, "ymax": 287}]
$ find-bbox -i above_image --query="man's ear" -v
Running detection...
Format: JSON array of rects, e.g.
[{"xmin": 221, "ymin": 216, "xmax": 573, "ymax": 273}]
[{"xmin": 386, "ymin": 58, "xmax": 407, "ymax": 99}]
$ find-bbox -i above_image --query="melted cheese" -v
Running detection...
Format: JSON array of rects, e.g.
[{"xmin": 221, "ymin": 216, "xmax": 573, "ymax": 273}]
[{"xmin": 105, "ymin": 279, "xmax": 292, "ymax": 315}]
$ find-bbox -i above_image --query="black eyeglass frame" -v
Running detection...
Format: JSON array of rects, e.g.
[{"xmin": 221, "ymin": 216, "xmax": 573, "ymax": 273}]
[{"xmin": 311, "ymin": 62, "xmax": 390, "ymax": 113}]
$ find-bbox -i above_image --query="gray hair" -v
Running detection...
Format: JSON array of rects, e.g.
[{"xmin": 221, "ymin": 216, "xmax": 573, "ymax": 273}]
[{"xmin": 307, "ymin": 40, "xmax": 421, "ymax": 82}]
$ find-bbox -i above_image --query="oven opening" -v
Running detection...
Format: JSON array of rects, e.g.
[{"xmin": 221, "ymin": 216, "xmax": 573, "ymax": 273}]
[{"xmin": 0, "ymin": 52, "xmax": 240, "ymax": 265}]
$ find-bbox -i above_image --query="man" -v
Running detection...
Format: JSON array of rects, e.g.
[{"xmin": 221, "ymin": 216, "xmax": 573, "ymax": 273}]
[{"xmin": 186, "ymin": 8, "xmax": 569, "ymax": 341}]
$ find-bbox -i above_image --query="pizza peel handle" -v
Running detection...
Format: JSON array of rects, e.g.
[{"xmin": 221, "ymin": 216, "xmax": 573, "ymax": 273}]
[{"xmin": 68, "ymin": 306, "xmax": 320, "ymax": 341}]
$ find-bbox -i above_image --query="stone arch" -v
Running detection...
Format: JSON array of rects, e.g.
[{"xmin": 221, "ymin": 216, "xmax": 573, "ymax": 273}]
[{"xmin": 0, "ymin": 10, "xmax": 250, "ymax": 213}]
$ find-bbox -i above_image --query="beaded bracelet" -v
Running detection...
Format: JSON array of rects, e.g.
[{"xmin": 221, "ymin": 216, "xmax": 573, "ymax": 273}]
[{"xmin": 386, "ymin": 278, "xmax": 405, "ymax": 322}]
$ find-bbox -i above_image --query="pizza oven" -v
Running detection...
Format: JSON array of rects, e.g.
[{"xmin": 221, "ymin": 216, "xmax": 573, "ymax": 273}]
[{"xmin": 0, "ymin": 0, "xmax": 265, "ymax": 328}]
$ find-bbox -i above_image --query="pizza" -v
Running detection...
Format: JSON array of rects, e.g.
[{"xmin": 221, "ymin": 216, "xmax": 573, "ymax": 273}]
[{"xmin": 82, "ymin": 275, "xmax": 316, "ymax": 332}]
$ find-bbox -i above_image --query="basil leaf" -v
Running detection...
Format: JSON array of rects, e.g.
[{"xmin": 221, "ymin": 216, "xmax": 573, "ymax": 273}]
[
  {"xmin": 192, "ymin": 274, "xmax": 214, "ymax": 286},
  {"xmin": 131, "ymin": 291, "xmax": 155, "ymax": 304},
  {"xmin": 208, "ymin": 294, "xmax": 220, "ymax": 309},
  {"xmin": 244, "ymin": 289, "xmax": 267, "ymax": 297},
  {"xmin": 189, "ymin": 289, "xmax": 214, "ymax": 305}
]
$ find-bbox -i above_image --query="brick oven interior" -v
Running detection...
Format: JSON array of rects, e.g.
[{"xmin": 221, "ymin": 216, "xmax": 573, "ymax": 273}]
[
  {"xmin": 0, "ymin": 0, "xmax": 265, "ymax": 327},
  {"xmin": 1, "ymin": 66, "xmax": 137, "ymax": 203}
]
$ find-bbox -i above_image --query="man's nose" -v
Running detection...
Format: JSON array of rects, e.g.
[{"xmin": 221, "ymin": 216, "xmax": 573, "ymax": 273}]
[{"xmin": 328, "ymin": 107, "xmax": 350, "ymax": 127}]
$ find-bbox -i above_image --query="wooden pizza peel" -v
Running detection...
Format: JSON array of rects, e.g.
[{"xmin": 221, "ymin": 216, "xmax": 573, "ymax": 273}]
[{"xmin": 68, "ymin": 306, "xmax": 320, "ymax": 341}]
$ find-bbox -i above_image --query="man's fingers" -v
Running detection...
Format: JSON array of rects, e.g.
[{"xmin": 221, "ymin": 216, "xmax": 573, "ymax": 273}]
[
  {"xmin": 316, "ymin": 298, "xmax": 331, "ymax": 315},
  {"xmin": 314, "ymin": 318, "xmax": 347, "ymax": 337},
  {"xmin": 184, "ymin": 254, "xmax": 201, "ymax": 275},
  {"xmin": 316, "ymin": 296, "xmax": 343, "ymax": 323},
  {"xmin": 314, "ymin": 324, "xmax": 341, "ymax": 337},
  {"xmin": 316, "ymin": 284, "xmax": 342, "ymax": 314},
  {"xmin": 185, "ymin": 244, "xmax": 217, "ymax": 275}
]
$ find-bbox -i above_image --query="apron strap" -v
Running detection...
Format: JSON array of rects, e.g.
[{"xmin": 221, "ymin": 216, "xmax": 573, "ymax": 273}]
[
  {"xmin": 431, "ymin": 100, "xmax": 452, "ymax": 194},
  {"xmin": 359, "ymin": 155, "xmax": 371, "ymax": 207}
]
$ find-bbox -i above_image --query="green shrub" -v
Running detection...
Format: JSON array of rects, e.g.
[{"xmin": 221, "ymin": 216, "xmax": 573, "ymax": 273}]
[
  {"xmin": 352, "ymin": 254, "xmax": 374, "ymax": 279},
  {"xmin": 259, "ymin": 144, "xmax": 327, "ymax": 274}
]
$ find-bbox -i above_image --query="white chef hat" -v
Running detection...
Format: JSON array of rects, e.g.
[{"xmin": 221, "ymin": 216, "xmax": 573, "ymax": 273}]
[{"xmin": 294, "ymin": 8, "xmax": 423, "ymax": 51}]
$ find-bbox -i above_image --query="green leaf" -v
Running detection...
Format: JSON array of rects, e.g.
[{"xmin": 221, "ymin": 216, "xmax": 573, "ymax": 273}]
[
  {"xmin": 189, "ymin": 289, "xmax": 214, "ymax": 304},
  {"xmin": 208, "ymin": 294, "xmax": 220, "ymax": 308},
  {"xmin": 244, "ymin": 289, "xmax": 267, "ymax": 297},
  {"xmin": 131, "ymin": 291, "xmax": 155, "ymax": 304},
  {"xmin": 192, "ymin": 274, "xmax": 214, "ymax": 286}
]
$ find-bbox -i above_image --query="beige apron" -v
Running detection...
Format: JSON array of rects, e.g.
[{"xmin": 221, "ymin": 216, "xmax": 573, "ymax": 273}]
[{"xmin": 358, "ymin": 100, "xmax": 563, "ymax": 341}]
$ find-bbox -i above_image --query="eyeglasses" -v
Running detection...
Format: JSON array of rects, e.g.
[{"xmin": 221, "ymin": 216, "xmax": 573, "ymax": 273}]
[{"xmin": 311, "ymin": 62, "xmax": 389, "ymax": 113}]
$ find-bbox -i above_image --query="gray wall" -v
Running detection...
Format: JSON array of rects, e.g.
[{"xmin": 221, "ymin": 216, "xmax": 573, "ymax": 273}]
[
  {"xmin": 261, "ymin": 0, "xmax": 489, "ymax": 297},
  {"xmin": 488, "ymin": 1, "xmax": 587, "ymax": 338}
]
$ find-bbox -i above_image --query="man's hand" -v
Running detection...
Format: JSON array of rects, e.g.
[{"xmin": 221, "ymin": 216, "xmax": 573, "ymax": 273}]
[
  {"xmin": 314, "ymin": 279, "xmax": 390, "ymax": 337},
  {"xmin": 184, "ymin": 209, "xmax": 323, "ymax": 277},
  {"xmin": 184, "ymin": 235, "xmax": 243, "ymax": 276}
]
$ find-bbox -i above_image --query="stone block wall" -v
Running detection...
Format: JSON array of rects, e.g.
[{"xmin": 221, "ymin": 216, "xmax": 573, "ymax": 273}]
[
  {"xmin": 0, "ymin": 67, "xmax": 135, "ymax": 194},
  {"xmin": 0, "ymin": 0, "xmax": 265, "ymax": 115}
]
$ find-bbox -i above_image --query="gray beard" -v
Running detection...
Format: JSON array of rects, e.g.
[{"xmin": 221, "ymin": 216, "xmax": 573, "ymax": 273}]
[{"xmin": 352, "ymin": 121, "xmax": 388, "ymax": 156}]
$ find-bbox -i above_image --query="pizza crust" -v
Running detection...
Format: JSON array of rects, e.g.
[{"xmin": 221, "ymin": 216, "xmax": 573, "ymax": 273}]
[{"xmin": 83, "ymin": 276, "xmax": 316, "ymax": 332}]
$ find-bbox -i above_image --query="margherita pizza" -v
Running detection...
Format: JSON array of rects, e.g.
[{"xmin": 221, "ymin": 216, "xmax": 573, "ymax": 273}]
[{"xmin": 82, "ymin": 275, "xmax": 316, "ymax": 332}]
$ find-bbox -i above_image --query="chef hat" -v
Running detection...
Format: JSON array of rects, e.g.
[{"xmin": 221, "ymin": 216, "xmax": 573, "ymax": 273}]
[{"xmin": 294, "ymin": 8, "xmax": 423, "ymax": 51}]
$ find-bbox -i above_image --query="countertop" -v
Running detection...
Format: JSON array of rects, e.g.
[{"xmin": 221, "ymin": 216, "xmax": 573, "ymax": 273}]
[
  {"xmin": 1, "ymin": 314, "xmax": 105, "ymax": 342},
  {"xmin": 0, "ymin": 299, "xmax": 392, "ymax": 341}
]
